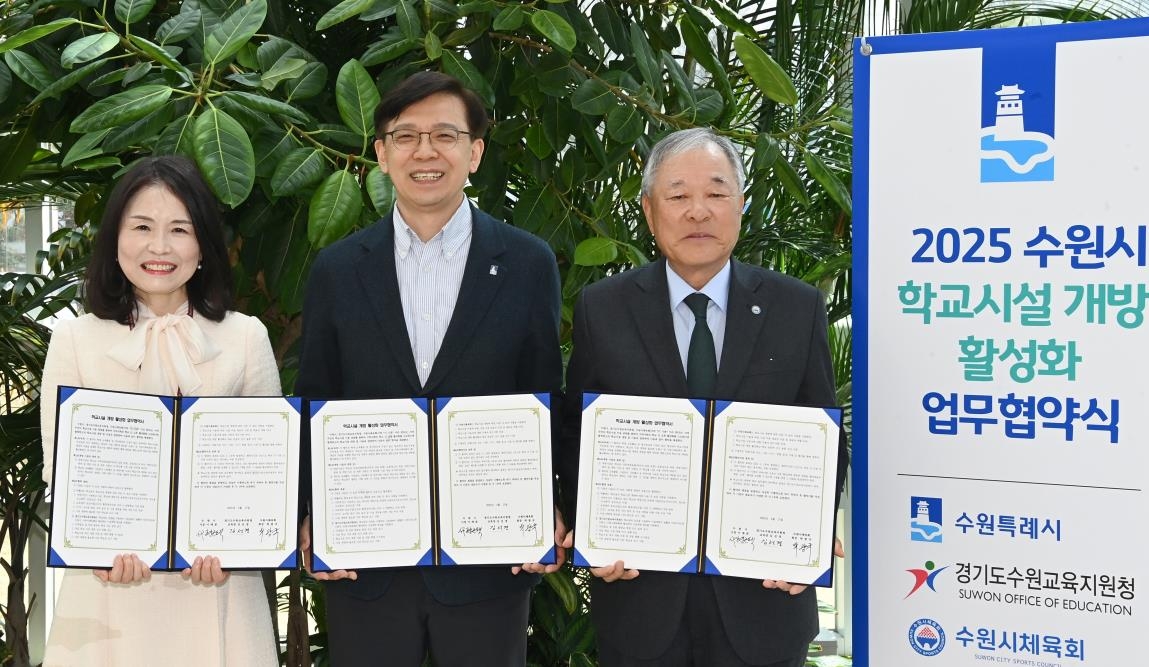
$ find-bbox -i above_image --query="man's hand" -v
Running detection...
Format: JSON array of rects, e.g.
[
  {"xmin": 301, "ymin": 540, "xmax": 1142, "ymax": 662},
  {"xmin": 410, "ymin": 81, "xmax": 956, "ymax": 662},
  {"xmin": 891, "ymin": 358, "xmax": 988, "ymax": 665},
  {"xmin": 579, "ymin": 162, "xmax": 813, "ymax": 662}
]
[
  {"xmin": 182, "ymin": 556, "xmax": 229, "ymax": 585},
  {"xmin": 514, "ymin": 508, "xmax": 573, "ymax": 575},
  {"xmin": 300, "ymin": 515, "xmax": 357, "ymax": 581},
  {"xmin": 762, "ymin": 537, "xmax": 845, "ymax": 596},
  {"xmin": 93, "ymin": 553, "xmax": 151, "ymax": 584},
  {"xmin": 590, "ymin": 560, "xmax": 640, "ymax": 583}
]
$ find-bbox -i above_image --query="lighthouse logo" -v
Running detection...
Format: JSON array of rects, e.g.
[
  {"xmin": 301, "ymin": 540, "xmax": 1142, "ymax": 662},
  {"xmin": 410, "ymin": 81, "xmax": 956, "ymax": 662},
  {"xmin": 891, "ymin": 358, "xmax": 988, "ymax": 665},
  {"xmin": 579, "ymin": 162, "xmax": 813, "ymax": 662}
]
[
  {"xmin": 980, "ymin": 42, "xmax": 1056, "ymax": 182},
  {"xmin": 909, "ymin": 496, "xmax": 943, "ymax": 543}
]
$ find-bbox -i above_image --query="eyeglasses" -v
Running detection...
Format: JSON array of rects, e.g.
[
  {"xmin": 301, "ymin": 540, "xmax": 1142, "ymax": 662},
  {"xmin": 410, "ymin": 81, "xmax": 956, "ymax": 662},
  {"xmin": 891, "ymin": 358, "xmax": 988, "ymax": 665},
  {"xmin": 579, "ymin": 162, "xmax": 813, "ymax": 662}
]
[{"xmin": 384, "ymin": 128, "xmax": 471, "ymax": 150}]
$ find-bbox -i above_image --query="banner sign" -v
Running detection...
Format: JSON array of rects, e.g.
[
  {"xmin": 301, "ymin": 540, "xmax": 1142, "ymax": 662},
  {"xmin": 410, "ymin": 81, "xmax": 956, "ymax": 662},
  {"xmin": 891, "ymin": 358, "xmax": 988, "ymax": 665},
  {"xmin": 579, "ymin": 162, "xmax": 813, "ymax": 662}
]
[{"xmin": 854, "ymin": 18, "xmax": 1149, "ymax": 666}]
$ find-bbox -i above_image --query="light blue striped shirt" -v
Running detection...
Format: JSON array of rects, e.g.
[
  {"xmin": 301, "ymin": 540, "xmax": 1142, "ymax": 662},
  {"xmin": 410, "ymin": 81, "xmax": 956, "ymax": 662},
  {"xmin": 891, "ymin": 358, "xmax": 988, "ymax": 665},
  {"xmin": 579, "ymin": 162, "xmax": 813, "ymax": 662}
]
[
  {"xmin": 666, "ymin": 261, "xmax": 730, "ymax": 374},
  {"xmin": 393, "ymin": 199, "xmax": 472, "ymax": 386}
]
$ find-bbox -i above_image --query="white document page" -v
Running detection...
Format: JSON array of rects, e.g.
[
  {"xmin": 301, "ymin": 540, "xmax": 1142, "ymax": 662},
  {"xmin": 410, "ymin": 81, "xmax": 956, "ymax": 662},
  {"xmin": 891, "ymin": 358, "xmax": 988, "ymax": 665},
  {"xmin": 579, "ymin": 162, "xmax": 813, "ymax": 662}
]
[
  {"xmin": 173, "ymin": 396, "xmax": 301, "ymax": 569},
  {"xmin": 704, "ymin": 402, "xmax": 840, "ymax": 583},
  {"xmin": 435, "ymin": 393, "xmax": 555, "ymax": 566},
  {"xmin": 310, "ymin": 398, "xmax": 431, "ymax": 570},
  {"xmin": 573, "ymin": 394, "xmax": 705, "ymax": 573},
  {"xmin": 49, "ymin": 387, "xmax": 173, "ymax": 568}
]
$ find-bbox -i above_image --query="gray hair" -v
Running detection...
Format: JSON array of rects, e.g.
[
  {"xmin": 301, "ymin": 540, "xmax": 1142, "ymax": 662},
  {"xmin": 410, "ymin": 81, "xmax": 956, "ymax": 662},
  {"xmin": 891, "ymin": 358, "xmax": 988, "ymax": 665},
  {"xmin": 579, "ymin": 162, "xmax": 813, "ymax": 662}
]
[{"xmin": 640, "ymin": 128, "xmax": 746, "ymax": 198}]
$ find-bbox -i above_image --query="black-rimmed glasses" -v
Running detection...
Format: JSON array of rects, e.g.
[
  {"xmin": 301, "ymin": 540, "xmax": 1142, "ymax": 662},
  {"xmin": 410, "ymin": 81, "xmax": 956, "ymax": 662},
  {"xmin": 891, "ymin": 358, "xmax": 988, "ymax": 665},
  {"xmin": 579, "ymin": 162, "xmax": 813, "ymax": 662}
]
[{"xmin": 384, "ymin": 128, "xmax": 471, "ymax": 150}]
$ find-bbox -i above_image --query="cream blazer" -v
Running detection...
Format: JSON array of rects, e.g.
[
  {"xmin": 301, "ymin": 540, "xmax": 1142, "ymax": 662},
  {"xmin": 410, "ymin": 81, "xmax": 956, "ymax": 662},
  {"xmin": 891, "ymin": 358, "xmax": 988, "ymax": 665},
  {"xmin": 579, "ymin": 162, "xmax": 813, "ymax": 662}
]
[
  {"xmin": 40, "ymin": 311, "xmax": 281, "ymax": 486},
  {"xmin": 38, "ymin": 310, "xmax": 282, "ymax": 667}
]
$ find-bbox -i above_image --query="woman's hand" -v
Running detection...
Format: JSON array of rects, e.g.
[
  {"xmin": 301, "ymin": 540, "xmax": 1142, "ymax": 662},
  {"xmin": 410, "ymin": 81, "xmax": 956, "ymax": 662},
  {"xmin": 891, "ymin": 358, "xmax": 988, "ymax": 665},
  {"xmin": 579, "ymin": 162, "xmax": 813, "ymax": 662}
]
[{"xmin": 93, "ymin": 554, "xmax": 151, "ymax": 584}]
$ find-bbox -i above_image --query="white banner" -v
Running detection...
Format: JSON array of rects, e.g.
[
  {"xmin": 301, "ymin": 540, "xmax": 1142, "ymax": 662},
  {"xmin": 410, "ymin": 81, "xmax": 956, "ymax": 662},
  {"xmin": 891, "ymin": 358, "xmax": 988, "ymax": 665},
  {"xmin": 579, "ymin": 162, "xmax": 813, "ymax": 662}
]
[{"xmin": 854, "ymin": 18, "xmax": 1149, "ymax": 667}]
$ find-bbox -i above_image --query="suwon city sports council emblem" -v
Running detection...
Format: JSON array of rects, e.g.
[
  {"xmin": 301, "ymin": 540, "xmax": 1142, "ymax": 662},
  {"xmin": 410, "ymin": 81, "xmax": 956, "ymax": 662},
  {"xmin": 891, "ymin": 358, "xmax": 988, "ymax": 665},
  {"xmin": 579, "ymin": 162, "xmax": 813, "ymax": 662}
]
[{"xmin": 908, "ymin": 618, "xmax": 946, "ymax": 657}]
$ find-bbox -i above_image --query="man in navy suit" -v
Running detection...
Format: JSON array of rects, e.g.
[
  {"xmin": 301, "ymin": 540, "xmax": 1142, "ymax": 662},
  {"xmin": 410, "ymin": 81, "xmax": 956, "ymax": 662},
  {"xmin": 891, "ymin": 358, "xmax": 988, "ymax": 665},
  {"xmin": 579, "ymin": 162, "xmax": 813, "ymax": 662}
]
[
  {"xmin": 560, "ymin": 128, "xmax": 848, "ymax": 667},
  {"xmin": 296, "ymin": 71, "xmax": 566, "ymax": 666}
]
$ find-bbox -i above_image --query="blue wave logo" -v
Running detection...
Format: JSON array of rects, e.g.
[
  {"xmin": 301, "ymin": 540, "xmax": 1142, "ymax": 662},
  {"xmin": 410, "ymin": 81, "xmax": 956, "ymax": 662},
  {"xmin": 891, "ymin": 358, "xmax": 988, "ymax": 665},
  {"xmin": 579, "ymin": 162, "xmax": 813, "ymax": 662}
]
[{"xmin": 981, "ymin": 84, "xmax": 1054, "ymax": 182}]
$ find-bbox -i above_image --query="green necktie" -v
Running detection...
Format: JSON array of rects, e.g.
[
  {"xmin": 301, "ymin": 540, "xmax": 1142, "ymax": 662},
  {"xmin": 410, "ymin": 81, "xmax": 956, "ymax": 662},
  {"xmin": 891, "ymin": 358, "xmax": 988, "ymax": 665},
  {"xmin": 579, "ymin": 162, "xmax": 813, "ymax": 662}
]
[{"xmin": 684, "ymin": 292, "xmax": 716, "ymax": 397}]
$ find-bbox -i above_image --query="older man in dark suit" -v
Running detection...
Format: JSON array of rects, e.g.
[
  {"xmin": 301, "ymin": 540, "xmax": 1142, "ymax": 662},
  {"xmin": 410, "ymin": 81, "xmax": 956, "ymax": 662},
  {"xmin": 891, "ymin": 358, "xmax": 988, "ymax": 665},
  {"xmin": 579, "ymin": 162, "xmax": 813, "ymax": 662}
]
[
  {"xmin": 560, "ymin": 128, "xmax": 848, "ymax": 667},
  {"xmin": 296, "ymin": 71, "xmax": 566, "ymax": 667}
]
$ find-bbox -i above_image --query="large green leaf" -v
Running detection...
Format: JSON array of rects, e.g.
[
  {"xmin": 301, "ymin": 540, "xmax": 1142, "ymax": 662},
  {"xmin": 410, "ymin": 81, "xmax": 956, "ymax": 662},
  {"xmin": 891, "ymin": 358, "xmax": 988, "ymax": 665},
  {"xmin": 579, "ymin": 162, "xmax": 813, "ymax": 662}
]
[
  {"xmin": 115, "ymin": 0, "xmax": 155, "ymax": 24},
  {"xmin": 0, "ymin": 19, "xmax": 78, "ymax": 55},
  {"xmin": 661, "ymin": 51, "xmax": 696, "ymax": 108},
  {"xmin": 260, "ymin": 57, "xmax": 308, "ymax": 89},
  {"xmin": 441, "ymin": 51, "xmax": 494, "ymax": 106},
  {"xmin": 154, "ymin": 112, "xmax": 198, "ymax": 157},
  {"xmin": 220, "ymin": 91, "xmax": 310, "ymax": 124},
  {"xmin": 589, "ymin": 3, "xmax": 627, "ymax": 54},
  {"xmin": 61, "ymin": 129, "xmax": 111, "ymax": 167},
  {"xmin": 193, "ymin": 108, "xmax": 255, "ymax": 207},
  {"xmin": 525, "ymin": 123, "xmax": 551, "ymax": 159},
  {"xmin": 252, "ymin": 128, "xmax": 298, "ymax": 179},
  {"xmin": 628, "ymin": 24, "xmax": 660, "ymax": 89},
  {"xmin": 0, "ymin": 127, "xmax": 39, "ymax": 181},
  {"xmin": 703, "ymin": 0, "xmax": 758, "ymax": 36},
  {"xmin": 205, "ymin": 0, "xmax": 267, "ymax": 66},
  {"xmin": 606, "ymin": 105, "xmax": 644, "ymax": 143},
  {"xmin": 570, "ymin": 79, "xmax": 614, "ymax": 116},
  {"xmin": 573, "ymin": 237, "xmax": 618, "ymax": 266},
  {"xmin": 394, "ymin": 0, "xmax": 421, "ymax": 38},
  {"xmin": 733, "ymin": 35, "xmax": 797, "ymax": 107},
  {"xmin": 70, "ymin": 84, "xmax": 172, "ymax": 132},
  {"xmin": 271, "ymin": 148, "xmax": 327, "ymax": 195},
  {"xmin": 803, "ymin": 151, "xmax": 852, "ymax": 216},
  {"xmin": 3, "ymin": 50, "xmax": 54, "ymax": 92},
  {"xmin": 444, "ymin": 21, "xmax": 487, "ymax": 47},
  {"xmin": 335, "ymin": 59, "xmax": 380, "ymax": 142},
  {"xmin": 773, "ymin": 156, "xmax": 810, "ymax": 207},
  {"xmin": 156, "ymin": 7, "xmax": 201, "ymax": 44},
  {"xmin": 126, "ymin": 35, "xmax": 194, "ymax": 81},
  {"xmin": 29, "ymin": 59, "xmax": 105, "ymax": 104},
  {"xmin": 60, "ymin": 33, "xmax": 120, "ymax": 69},
  {"xmin": 493, "ymin": 5, "xmax": 524, "ymax": 30},
  {"xmin": 104, "ymin": 104, "xmax": 178, "ymax": 152},
  {"xmin": 0, "ymin": 63, "xmax": 10, "ymax": 101},
  {"xmin": 308, "ymin": 170, "xmax": 363, "ymax": 247},
  {"xmin": 284, "ymin": 61, "xmax": 327, "ymax": 101},
  {"xmin": 361, "ymin": 34, "xmax": 419, "ymax": 67},
  {"xmin": 424, "ymin": 32, "xmax": 443, "ymax": 61},
  {"xmin": 691, "ymin": 89, "xmax": 724, "ymax": 124},
  {"xmin": 316, "ymin": 0, "xmax": 376, "ymax": 31},
  {"xmin": 530, "ymin": 9, "xmax": 576, "ymax": 52},
  {"xmin": 679, "ymin": 14, "xmax": 731, "ymax": 98},
  {"xmin": 366, "ymin": 166, "xmax": 394, "ymax": 214}
]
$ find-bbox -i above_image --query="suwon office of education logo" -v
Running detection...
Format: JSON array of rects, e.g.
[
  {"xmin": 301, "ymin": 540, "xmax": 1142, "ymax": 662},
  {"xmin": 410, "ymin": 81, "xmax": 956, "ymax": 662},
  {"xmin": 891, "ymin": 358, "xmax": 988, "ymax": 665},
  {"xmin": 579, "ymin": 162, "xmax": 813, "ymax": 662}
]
[
  {"xmin": 905, "ymin": 560, "xmax": 948, "ymax": 598},
  {"xmin": 908, "ymin": 618, "xmax": 946, "ymax": 657},
  {"xmin": 979, "ymin": 40, "xmax": 1056, "ymax": 183}
]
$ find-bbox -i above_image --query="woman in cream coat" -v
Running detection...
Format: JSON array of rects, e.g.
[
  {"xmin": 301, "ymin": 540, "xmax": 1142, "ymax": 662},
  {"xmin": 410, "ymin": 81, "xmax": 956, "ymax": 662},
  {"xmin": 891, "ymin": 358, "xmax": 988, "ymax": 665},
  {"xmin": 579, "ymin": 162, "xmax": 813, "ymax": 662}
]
[{"xmin": 40, "ymin": 156, "xmax": 280, "ymax": 666}]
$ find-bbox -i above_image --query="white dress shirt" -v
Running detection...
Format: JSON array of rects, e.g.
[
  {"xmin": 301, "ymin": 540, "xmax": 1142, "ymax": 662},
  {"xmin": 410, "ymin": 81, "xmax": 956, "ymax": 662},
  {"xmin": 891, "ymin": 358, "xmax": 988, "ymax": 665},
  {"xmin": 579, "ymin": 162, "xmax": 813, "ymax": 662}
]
[
  {"xmin": 393, "ymin": 199, "xmax": 472, "ymax": 386},
  {"xmin": 666, "ymin": 260, "xmax": 730, "ymax": 374}
]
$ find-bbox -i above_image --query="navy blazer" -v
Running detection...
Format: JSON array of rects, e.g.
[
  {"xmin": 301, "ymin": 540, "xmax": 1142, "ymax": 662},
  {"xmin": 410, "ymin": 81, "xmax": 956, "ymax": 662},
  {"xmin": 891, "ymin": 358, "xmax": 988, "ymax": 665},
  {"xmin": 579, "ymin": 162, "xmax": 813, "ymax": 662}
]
[
  {"xmin": 559, "ymin": 257, "xmax": 848, "ymax": 663},
  {"xmin": 296, "ymin": 206, "xmax": 563, "ymax": 605}
]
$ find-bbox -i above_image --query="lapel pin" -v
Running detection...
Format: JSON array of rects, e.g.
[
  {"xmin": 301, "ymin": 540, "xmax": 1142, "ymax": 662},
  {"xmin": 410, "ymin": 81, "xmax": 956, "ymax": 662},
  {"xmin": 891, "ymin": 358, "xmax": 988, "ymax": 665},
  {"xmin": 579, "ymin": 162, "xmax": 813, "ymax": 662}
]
[
  {"xmin": 489, "ymin": 265, "xmax": 499, "ymax": 276},
  {"xmin": 751, "ymin": 305, "xmax": 762, "ymax": 315}
]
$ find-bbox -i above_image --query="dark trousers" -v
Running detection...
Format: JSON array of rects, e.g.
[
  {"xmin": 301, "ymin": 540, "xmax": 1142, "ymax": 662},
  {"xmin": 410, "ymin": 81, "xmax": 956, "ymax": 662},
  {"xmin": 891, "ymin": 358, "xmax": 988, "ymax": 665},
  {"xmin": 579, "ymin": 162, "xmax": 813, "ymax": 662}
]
[
  {"xmin": 597, "ymin": 577, "xmax": 809, "ymax": 667},
  {"xmin": 325, "ymin": 569, "xmax": 531, "ymax": 667}
]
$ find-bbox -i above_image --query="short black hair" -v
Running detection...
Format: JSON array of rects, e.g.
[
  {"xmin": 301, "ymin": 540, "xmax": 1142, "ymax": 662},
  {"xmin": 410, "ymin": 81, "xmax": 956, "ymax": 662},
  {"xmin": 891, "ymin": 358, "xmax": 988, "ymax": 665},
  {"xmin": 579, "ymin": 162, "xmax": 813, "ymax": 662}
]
[
  {"xmin": 86, "ymin": 155, "xmax": 233, "ymax": 325},
  {"xmin": 373, "ymin": 70, "xmax": 489, "ymax": 139}
]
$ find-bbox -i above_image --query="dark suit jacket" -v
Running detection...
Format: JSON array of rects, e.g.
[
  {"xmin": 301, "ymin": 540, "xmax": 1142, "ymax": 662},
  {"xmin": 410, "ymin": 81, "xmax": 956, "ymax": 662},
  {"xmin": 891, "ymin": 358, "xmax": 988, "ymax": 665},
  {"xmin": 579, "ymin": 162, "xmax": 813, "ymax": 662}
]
[
  {"xmin": 296, "ymin": 206, "xmax": 563, "ymax": 606},
  {"xmin": 559, "ymin": 257, "xmax": 848, "ymax": 663}
]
